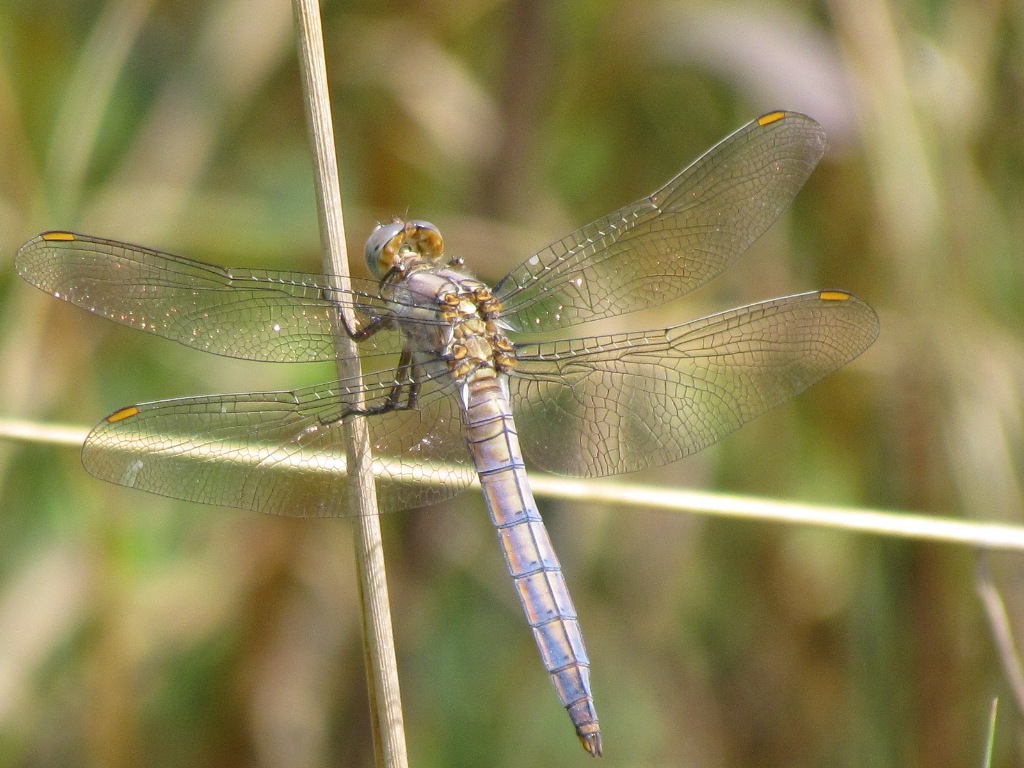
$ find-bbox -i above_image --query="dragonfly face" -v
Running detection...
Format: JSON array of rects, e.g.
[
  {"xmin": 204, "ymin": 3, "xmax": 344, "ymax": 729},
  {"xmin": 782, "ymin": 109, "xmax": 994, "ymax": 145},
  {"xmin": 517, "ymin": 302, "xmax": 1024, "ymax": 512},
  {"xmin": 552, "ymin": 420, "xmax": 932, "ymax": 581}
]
[
  {"xmin": 364, "ymin": 219, "xmax": 445, "ymax": 279},
  {"xmin": 15, "ymin": 110, "xmax": 879, "ymax": 756}
]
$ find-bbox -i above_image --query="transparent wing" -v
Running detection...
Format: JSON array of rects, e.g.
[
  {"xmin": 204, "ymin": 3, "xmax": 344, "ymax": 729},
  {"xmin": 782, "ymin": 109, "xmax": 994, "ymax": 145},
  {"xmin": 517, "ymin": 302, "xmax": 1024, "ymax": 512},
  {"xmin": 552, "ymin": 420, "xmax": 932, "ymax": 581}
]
[
  {"xmin": 509, "ymin": 291, "xmax": 879, "ymax": 476},
  {"xmin": 494, "ymin": 112, "xmax": 827, "ymax": 332},
  {"xmin": 82, "ymin": 364, "xmax": 475, "ymax": 516},
  {"xmin": 15, "ymin": 231, "xmax": 447, "ymax": 362}
]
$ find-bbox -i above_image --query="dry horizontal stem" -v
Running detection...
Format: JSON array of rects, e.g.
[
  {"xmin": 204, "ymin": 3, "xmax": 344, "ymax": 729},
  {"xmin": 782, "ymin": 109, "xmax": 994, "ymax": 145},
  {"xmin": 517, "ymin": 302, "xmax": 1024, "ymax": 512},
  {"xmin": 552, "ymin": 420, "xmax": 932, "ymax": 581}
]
[{"xmin": 4, "ymin": 417, "xmax": 1024, "ymax": 552}]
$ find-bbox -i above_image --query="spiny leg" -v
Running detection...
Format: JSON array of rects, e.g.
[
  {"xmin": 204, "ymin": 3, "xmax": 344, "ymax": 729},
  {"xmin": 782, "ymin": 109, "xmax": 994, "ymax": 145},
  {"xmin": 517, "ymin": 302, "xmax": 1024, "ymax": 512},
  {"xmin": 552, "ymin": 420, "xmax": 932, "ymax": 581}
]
[
  {"xmin": 320, "ymin": 282, "xmax": 393, "ymax": 342},
  {"xmin": 319, "ymin": 348, "xmax": 421, "ymax": 427}
]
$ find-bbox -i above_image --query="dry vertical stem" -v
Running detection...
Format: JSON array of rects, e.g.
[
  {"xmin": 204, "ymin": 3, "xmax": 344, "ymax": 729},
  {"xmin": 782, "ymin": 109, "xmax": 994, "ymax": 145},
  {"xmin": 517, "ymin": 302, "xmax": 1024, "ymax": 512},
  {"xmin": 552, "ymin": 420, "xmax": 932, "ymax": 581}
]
[{"xmin": 290, "ymin": 2, "xmax": 410, "ymax": 767}]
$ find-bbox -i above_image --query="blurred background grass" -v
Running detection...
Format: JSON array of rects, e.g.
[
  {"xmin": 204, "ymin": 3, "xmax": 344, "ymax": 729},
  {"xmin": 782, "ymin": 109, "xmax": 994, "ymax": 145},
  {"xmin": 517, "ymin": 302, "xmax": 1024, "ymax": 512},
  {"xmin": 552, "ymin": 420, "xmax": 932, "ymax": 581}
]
[{"xmin": 1, "ymin": 0, "xmax": 1023, "ymax": 766}]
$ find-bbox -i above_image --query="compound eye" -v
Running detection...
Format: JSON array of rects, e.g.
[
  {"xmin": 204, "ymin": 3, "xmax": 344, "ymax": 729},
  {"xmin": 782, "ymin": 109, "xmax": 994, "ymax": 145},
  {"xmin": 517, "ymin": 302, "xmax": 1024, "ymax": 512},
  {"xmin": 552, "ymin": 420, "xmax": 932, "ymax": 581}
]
[
  {"xmin": 364, "ymin": 221, "xmax": 405, "ymax": 278},
  {"xmin": 364, "ymin": 220, "xmax": 445, "ymax": 278},
  {"xmin": 405, "ymin": 220, "xmax": 444, "ymax": 261}
]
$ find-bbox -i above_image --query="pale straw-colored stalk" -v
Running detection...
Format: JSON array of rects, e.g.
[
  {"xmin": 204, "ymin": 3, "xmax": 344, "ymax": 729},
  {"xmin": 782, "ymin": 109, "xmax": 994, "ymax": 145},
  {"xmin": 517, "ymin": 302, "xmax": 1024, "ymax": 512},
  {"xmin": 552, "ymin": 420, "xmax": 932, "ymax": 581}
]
[{"xmin": 290, "ymin": 2, "xmax": 408, "ymax": 767}]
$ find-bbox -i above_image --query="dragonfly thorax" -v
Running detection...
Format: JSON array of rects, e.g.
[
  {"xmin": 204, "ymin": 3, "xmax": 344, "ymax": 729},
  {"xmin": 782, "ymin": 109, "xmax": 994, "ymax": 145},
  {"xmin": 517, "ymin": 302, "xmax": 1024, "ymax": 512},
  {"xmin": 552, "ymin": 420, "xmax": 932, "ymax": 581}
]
[{"xmin": 438, "ymin": 285, "xmax": 517, "ymax": 383}]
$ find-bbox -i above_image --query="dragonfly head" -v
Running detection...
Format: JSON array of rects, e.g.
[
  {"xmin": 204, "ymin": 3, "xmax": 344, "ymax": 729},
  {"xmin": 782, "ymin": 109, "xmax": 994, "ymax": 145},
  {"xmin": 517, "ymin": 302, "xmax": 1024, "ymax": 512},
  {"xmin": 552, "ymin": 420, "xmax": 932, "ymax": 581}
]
[{"xmin": 365, "ymin": 219, "xmax": 444, "ymax": 279}]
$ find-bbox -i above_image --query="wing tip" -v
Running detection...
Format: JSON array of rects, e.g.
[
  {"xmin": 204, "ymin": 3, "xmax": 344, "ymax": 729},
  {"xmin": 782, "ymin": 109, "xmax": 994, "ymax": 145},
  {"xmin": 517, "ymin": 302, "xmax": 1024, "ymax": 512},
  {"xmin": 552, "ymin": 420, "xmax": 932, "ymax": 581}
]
[
  {"xmin": 818, "ymin": 289, "xmax": 853, "ymax": 302},
  {"xmin": 757, "ymin": 110, "xmax": 788, "ymax": 126},
  {"xmin": 106, "ymin": 405, "xmax": 141, "ymax": 424},
  {"xmin": 41, "ymin": 231, "xmax": 77, "ymax": 242}
]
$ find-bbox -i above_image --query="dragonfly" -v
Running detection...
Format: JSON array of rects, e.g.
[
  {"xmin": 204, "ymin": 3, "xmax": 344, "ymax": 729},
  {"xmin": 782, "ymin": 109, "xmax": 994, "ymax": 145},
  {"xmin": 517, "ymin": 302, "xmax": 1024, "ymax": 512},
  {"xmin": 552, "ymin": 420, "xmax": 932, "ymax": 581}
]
[{"xmin": 16, "ymin": 110, "xmax": 878, "ymax": 757}]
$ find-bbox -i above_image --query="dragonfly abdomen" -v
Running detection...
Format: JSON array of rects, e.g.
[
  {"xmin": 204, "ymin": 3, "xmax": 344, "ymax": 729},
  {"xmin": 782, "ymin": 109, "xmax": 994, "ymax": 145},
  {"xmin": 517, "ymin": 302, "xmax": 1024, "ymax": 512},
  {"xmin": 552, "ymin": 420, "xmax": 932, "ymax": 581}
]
[{"xmin": 461, "ymin": 375, "xmax": 602, "ymax": 757}]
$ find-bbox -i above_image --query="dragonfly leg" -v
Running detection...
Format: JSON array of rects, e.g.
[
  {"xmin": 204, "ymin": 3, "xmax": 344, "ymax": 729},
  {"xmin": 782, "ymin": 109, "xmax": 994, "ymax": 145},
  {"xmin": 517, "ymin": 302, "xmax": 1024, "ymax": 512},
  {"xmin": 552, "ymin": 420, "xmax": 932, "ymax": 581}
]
[
  {"xmin": 364, "ymin": 348, "xmax": 421, "ymax": 414},
  {"xmin": 319, "ymin": 282, "xmax": 392, "ymax": 341},
  {"xmin": 320, "ymin": 349, "xmax": 421, "ymax": 425},
  {"xmin": 346, "ymin": 313, "xmax": 389, "ymax": 342}
]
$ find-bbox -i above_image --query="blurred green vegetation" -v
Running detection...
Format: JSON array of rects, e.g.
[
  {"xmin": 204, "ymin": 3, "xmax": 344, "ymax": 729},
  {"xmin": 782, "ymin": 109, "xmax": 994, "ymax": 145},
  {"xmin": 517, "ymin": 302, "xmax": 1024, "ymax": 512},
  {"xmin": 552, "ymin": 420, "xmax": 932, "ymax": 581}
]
[{"xmin": 1, "ymin": 0, "xmax": 1024, "ymax": 766}]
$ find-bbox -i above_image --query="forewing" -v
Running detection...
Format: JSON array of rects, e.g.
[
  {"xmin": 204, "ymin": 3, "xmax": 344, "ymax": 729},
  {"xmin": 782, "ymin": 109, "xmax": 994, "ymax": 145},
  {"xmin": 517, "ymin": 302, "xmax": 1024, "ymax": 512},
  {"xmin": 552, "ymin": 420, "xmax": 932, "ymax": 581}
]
[
  {"xmin": 82, "ymin": 364, "xmax": 474, "ymax": 516},
  {"xmin": 494, "ymin": 112, "xmax": 827, "ymax": 332},
  {"xmin": 510, "ymin": 291, "xmax": 879, "ymax": 476},
  {"xmin": 14, "ymin": 231, "xmax": 443, "ymax": 362}
]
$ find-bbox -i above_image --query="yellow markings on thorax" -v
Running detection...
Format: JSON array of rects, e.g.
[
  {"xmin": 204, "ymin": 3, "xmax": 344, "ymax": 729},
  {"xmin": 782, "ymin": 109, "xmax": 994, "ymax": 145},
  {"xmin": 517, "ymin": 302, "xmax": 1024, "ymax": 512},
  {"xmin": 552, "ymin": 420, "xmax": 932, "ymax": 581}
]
[
  {"xmin": 440, "ymin": 286, "xmax": 517, "ymax": 380},
  {"xmin": 818, "ymin": 290, "xmax": 852, "ymax": 302},
  {"xmin": 42, "ymin": 231, "xmax": 76, "ymax": 242},
  {"xmin": 757, "ymin": 111, "xmax": 786, "ymax": 126},
  {"xmin": 107, "ymin": 405, "xmax": 141, "ymax": 423}
]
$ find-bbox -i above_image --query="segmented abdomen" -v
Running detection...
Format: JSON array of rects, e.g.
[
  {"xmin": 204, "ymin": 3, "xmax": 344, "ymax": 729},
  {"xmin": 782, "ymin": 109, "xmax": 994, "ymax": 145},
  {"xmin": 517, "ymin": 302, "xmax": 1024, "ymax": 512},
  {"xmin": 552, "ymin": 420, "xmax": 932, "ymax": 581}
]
[{"xmin": 461, "ymin": 374, "xmax": 602, "ymax": 756}]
